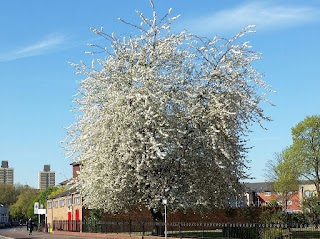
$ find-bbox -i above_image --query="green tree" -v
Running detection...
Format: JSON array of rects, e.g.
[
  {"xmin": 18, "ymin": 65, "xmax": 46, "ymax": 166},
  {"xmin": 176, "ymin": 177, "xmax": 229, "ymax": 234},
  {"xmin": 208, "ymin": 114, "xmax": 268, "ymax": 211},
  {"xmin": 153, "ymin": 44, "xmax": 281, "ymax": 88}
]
[
  {"xmin": 47, "ymin": 186, "xmax": 66, "ymax": 199},
  {"xmin": 0, "ymin": 184, "xmax": 17, "ymax": 206},
  {"xmin": 302, "ymin": 196, "xmax": 320, "ymax": 224},
  {"xmin": 36, "ymin": 186, "xmax": 59, "ymax": 208},
  {"xmin": 25, "ymin": 186, "xmax": 62, "ymax": 222},
  {"xmin": 287, "ymin": 115, "xmax": 320, "ymax": 196},
  {"xmin": 10, "ymin": 187, "xmax": 40, "ymax": 220},
  {"xmin": 272, "ymin": 149, "xmax": 299, "ymax": 209}
]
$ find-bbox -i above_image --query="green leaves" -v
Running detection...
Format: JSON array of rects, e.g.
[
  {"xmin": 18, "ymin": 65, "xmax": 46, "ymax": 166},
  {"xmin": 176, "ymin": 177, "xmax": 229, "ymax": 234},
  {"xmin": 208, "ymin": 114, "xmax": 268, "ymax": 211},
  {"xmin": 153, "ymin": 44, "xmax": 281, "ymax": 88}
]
[
  {"xmin": 272, "ymin": 115, "xmax": 320, "ymax": 201},
  {"xmin": 289, "ymin": 116, "xmax": 320, "ymax": 186},
  {"xmin": 10, "ymin": 186, "xmax": 40, "ymax": 220},
  {"xmin": 302, "ymin": 196, "xmax": 320, "ymax": 224},
  {"xmin": 273, "ymin": 149, "xmax": 299, "ymax": 202}
]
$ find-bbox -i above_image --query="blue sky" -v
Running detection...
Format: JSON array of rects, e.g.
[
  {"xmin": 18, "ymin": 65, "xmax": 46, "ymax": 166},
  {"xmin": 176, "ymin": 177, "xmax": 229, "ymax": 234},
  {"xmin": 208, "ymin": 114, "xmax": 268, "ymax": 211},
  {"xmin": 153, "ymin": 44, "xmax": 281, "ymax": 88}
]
[{"xmin": 1, "ymin": 0, "xmax": 319, "ymax": 188}]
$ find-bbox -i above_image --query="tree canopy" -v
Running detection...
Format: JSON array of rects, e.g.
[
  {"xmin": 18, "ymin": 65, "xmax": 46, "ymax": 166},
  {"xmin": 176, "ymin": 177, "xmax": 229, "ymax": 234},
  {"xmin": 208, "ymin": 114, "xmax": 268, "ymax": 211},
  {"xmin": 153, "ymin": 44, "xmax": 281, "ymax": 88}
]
[
  {"xmin": 9, "ymin": 186, "xmax": 40, "ymax": 220},
  {"xmin": 65, "ymin": 1, "xmax": 272, "ymax": 213},
  {"xmin": 270, "ymin": 115, "xmax": 320, "ymax": 201},
  {"xmin": 288, "ymin": 115, "xmax": 320, "ymax": 196},
  {"xmin": 271, "ymin": 149, "xmax": 299, "ymax": 192},
  {"xmin": 270, "ymin": 149, "xmax": 299, "ymax": 209},
  {"xmin": 0, "ymin": 184, "xmax": 17, "ymax": 206},
  {"xmin": 0, "ymin": 184, "xmax": 32, "ymax": 207}
]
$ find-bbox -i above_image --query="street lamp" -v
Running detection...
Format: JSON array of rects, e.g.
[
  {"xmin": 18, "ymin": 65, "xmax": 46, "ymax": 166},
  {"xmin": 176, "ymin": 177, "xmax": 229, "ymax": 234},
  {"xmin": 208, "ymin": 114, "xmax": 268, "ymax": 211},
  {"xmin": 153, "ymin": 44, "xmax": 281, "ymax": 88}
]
[{"xmin": 162, "ymin": 199, "xmax": 167, "ymax": 239}]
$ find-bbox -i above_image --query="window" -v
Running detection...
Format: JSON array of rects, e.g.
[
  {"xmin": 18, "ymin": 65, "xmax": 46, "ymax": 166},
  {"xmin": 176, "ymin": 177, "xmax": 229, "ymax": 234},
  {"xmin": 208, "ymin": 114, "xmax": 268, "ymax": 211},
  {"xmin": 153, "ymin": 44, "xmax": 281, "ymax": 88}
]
[
  {"xmin": 287, "ymin": 200, "xmax": 292, "ymax": 206},
  {"xmin": 59, "ymin": 199, "xmax": 65, "ymax": 207},
  {"xmin": 53, "ymin": 201, "xmax": 58, "ymax": 208},
  {"xmin": 264, "ymin": 192, "xmax": 271, "ymax": 196},
  {"xmin": 74, "ymin": 197, "xmax": 81, "ymax": 205},
  {"xmin": 304, "ymin": 190, "xmax": 311, "ymax": 197},
  {"xmin": 67, "ymin": 198, "xmax": 72, "ymax": 206},
  {"xmin": 47, "ymin": 202, "xmax": 52, "ymax": 209}
]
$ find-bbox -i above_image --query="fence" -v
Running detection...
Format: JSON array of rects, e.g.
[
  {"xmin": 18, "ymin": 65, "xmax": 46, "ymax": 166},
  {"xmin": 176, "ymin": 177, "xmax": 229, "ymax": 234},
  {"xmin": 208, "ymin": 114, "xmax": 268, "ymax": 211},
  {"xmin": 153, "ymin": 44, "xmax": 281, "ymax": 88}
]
[{"xmin": 51, "ymin": 220, "xmax": 320, "ymax": 239}]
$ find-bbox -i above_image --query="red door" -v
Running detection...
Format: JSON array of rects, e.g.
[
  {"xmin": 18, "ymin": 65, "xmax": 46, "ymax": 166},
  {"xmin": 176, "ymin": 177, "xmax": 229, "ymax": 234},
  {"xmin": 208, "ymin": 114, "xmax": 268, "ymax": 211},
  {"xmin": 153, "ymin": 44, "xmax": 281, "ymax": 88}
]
[
  {"xmin": 68, "ymin": 212, "xmax": 72, "ymax": 231},
  {"xmin": 75, "ymin": 210, "xmax": 80, "ymax": 231},
  {"xmin": 75, "ymin": 210, "xmax": 79, "ymax": 221}
]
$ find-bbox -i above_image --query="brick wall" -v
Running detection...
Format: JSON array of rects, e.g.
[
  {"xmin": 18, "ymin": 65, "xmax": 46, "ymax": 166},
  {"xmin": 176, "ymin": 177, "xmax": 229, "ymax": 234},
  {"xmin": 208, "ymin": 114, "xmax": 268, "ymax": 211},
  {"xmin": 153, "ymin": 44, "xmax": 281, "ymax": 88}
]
[
  {"xmin": 258, "ymin": 191, "xmax": 301, "ymax": 211},
  {"xmin": 83, "ymin": 207, "xmax": 262, "ymax": 223},
  {"xmin": 47, "ymin": 194, "xmax": 83, "ymax": 226}
]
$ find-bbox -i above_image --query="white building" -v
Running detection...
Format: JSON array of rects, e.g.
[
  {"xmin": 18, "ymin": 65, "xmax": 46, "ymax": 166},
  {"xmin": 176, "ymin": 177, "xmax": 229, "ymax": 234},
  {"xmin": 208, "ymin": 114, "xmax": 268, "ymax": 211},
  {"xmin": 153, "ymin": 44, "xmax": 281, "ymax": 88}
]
[
  {"xmin": 38, "ymin": 165, "xmax": 55, "ymax": 190},
  {"xmin": 0, "ymin": 161, "xmax": 14, "ymax": 185},
  {"xmin": 0, "ymin": 204, "xmax": 9, "ymax": 224}
]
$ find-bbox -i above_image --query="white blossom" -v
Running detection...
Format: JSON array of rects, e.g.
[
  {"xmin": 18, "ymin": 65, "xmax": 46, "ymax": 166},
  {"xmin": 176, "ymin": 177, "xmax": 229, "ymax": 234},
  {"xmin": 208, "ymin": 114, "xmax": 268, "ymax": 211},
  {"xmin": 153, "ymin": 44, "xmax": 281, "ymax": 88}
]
[{"xmin": 65, "ymin": 3, "xmax": 272, "ymax": 212}]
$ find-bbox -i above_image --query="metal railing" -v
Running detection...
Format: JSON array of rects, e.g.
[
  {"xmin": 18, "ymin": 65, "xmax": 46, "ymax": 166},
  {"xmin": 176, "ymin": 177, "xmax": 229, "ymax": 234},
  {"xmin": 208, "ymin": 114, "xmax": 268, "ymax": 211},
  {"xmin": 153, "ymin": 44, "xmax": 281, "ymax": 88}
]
[{"xmin": 51, "ymin": 220, "xmax": 320, "ymax": 239}]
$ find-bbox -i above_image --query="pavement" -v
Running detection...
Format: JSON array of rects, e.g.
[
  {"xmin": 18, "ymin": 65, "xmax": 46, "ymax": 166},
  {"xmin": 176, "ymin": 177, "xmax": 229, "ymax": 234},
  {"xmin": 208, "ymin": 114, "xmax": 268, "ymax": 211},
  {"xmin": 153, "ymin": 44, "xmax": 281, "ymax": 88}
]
[
  {"xmin": 0, "ymin": 227, "xmax": 106, "ymax": 239},
  {"xmin": 0, "ymin": 227, "xmax": 80, "ymax": 239},
  {"xmin": 0, "ymin": 227, "xmax": 143, "ymax": 239}
]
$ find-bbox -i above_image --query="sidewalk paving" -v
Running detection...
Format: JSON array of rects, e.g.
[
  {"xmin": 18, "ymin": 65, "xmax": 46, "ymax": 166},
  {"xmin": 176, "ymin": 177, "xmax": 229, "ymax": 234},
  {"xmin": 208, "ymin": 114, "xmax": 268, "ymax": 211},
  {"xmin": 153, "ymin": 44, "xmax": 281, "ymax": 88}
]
[
  {"xmin": 0, "ymin": 227, "xmax": 144, "ymax": 239},
  {"xmin": 0, "ymin": 227, "xmax": 79, "ymax": 239}
]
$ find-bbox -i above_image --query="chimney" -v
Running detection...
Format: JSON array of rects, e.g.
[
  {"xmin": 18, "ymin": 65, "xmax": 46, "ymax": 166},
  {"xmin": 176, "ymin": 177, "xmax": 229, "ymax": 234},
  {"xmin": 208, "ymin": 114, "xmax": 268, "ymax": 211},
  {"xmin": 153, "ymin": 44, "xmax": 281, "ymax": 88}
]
[{"xmin": 71, "ymin": 162, "xmax": 80, "ymax": 178}]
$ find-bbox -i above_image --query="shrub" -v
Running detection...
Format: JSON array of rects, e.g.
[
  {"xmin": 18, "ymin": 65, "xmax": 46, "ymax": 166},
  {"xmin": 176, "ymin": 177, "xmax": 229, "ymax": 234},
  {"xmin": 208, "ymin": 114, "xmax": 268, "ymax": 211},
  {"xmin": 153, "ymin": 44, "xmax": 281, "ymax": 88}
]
[{"xmin": 225, "ymin": 207, "xmax": 237, "ymax": 218}]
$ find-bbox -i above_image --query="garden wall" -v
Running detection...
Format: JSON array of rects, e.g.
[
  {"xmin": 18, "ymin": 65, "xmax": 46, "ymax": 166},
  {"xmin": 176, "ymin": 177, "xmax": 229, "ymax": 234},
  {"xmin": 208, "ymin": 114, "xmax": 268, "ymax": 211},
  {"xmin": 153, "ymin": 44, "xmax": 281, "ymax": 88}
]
[{"xmin": 83, "ymin": 206, "xmax": 264, "ymax": 223}]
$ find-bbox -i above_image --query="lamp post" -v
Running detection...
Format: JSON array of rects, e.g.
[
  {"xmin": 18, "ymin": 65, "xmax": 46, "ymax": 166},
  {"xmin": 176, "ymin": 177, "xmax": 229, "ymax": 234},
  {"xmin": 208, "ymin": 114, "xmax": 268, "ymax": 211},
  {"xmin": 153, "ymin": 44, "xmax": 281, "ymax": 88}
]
[{"xmin": 162, "ymin": 199, "xmax": 167, "ymax": 239}]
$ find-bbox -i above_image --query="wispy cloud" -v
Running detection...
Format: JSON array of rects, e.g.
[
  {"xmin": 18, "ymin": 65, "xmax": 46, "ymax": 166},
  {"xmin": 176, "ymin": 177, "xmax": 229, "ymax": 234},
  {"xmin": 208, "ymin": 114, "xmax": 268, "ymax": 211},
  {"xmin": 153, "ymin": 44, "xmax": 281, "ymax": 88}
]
[
  {"xmin": 0, "ymin": 33, "xmax": 65, "ymax": 62},
  {"xmin": 182, "ymin": 2, "xmax": 319, "ymax": 35}
]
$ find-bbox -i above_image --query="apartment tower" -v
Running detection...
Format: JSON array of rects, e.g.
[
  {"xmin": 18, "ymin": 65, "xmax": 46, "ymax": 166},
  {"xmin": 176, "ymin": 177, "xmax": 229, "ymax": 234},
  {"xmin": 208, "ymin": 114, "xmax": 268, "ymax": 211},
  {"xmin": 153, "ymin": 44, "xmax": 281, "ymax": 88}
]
[
  {"xmin": 38, "ymin": 164, "xmax": 55, "ymax": 190},
  {"xmin": 0, "ymin": 161, "xmax": 14, "ymax": 184}
]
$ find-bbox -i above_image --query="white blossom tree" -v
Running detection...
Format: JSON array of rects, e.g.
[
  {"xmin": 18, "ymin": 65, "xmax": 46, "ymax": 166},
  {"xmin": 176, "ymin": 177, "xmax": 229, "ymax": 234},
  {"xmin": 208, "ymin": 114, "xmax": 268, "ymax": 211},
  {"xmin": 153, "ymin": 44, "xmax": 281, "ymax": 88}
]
[{"xmin": 66, "ymin": 1, "xmax": 272, "ymax": 216}]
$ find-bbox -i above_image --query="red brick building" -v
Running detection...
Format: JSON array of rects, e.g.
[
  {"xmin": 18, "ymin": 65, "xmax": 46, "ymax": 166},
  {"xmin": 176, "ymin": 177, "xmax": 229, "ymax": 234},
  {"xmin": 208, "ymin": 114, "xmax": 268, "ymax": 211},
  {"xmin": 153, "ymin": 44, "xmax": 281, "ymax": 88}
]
[{"xmin": 244, "ymin": 182, "xmax": 301, "ymax": 212}]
